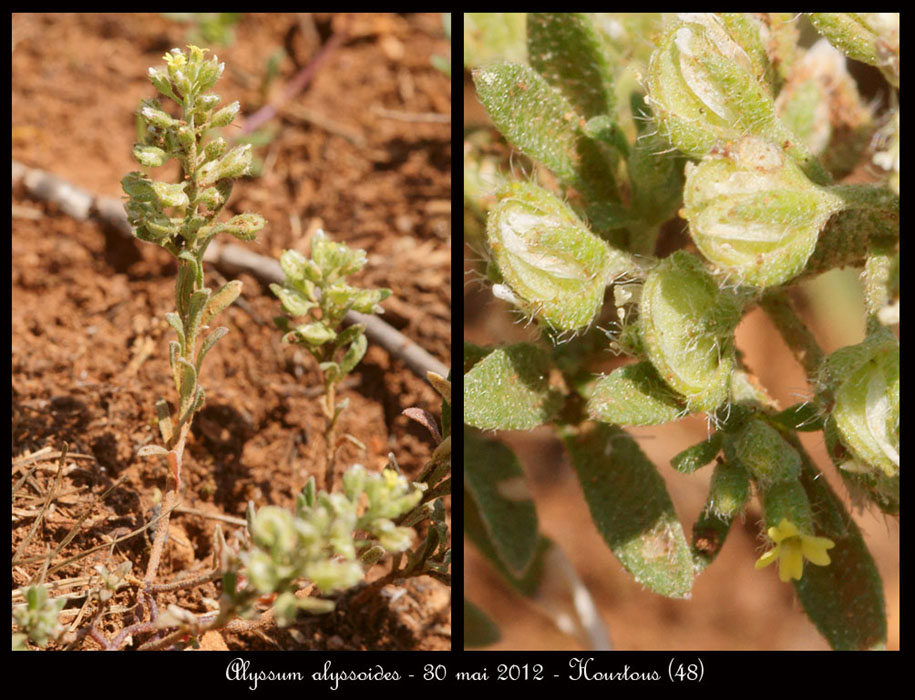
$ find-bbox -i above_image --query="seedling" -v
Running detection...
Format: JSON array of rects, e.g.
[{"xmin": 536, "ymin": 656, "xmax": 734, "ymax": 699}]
[{"xmin": 465, "ymin": 13, "xmax": 898, "ymax": 650}]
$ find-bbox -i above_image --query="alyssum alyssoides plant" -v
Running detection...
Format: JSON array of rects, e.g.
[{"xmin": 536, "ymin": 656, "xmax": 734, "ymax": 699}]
[
  {"xmin": 270, "ymin": 231, "xmax": 392, "ymax": 493},
  {"xmin": 120, "ymin": 44, "xmax": 266, "ymax": 642},
  {"xmin": 464, "ymin": 14, "xmax": 898, "ymax": 650}
]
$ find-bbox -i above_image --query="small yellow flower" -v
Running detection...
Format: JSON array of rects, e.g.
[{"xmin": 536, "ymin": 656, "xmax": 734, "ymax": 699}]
[{"xmin": 755, "ymin": 518, "xmax": 835, "ymax": 582}]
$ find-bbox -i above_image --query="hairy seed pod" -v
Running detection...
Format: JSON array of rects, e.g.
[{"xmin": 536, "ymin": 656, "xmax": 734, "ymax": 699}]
[
  {"xmin": 681, "ymin": 136, "xmax": 844, "ymax": 288},
  {"xmin": 486, "ymin": 180, "xmax": 629, "ymax": 332},
  {"xmin": 639, "ymin": 251, "xmax": 740, "ymax": 412}
]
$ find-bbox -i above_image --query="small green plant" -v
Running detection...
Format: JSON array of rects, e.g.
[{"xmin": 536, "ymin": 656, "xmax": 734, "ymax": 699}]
[
  {"xmin": 271, "ymin": 232, "xmax": 392, "ymax": 492},
  {"xmin": 12, "ymin": 585, "xmax": 67, "ymax": 650},
  {"xmin": 465, "ymin": 13, "xmax": 898, "ymax": 650},
  {"xmin": 121, "ymin": 45, "xmax": 265, "ymax": 601}
]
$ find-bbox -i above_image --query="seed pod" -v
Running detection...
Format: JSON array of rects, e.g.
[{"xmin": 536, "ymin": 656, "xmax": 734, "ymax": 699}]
[
  {"xmin": 647, "ymin": 14, "xmax": 827, "ymax": 183},
  {"xmin": 639, "ymin": 251, "xmax": 740, "ymax": 412},
  {"xmin": 823, "ymin": 328, "xmax": 899, "ymax": 478},
  {"xmin": 681, "ymin": 136, "xmax": 844, "ymax": 288},
  {"xmin": 132, "ymin": 144, "xmax": 168, "ymax": 168},
  {"xmin": 211, "ymin": 101, "xmax": 240, "ymax": 128},
  {"xmin": 486, "ymin": 180, "xmax": 629, "ymax": 332},
  {"xmin": 138, "ymin": 99, "xmax": 177, "ymax": 130}
]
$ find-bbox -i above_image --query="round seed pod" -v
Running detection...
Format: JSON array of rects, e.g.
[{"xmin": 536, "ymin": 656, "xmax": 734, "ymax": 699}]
[
  {"xmin": 486, "ymin": 180, "xmax": 631, "ymax": 332},
  {"xmin": 681, "ymin": 136, "xmax": 844, "ymax": 288},
  {"xmin": 823, "ymin": 328, "xmax": 899, "ymax": 478},
  {"xmin": 639, "ymin": 251, "xmax": 740, "ymax": 412}
]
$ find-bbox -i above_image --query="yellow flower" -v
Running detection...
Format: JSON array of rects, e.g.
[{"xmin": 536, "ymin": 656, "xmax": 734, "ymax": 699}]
[{"xmin": 755, "ymin": 518, "xmax": 835, "ymax": 582}]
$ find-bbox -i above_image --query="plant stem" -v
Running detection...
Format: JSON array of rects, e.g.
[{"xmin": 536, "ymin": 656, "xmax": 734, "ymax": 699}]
[
  {"xmin": 758, "ymin": 289, "xmax": 825, "ymax": 379},
  {"xmin": 323, "ymin": 380, "xmax": 338, "ymax": 493}
]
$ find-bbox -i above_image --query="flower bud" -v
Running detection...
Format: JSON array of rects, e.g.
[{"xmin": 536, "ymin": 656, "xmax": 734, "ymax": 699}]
[
  {"xmin": 761, "ymin": 480, "xmax": 815, "ymax": 538},
  {"xmin": 707, "ymin": 459, "xmax": 750, "ymax": 519},
  {"xmin": 731, "ymin": 418, "xmax": 801, "ymax": 486},
  {"xmin": 639, "ymin": 251, "xmax": 740, "ymax": 412},
  {"xmin": 197, "ymin": 58, "xmax": 225, "ymax": 93},
  {"xmin": 823, "ymin": 329, "xmax": 899, "ymax": 478},
  {"xmin": 486, "ymin": 180, "xmax": 623, "ymax": 332},
  {"xmin": 681, "ymin": 136, "xmax": 844, "ymax": 288}
]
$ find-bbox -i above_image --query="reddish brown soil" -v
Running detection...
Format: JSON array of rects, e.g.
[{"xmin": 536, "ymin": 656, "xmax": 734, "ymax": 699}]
[{"xmin": 12, "ymin": 13, "xmax": 451, "ymax": 651}]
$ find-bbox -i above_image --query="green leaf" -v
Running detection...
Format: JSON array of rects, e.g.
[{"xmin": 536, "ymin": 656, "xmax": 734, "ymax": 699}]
[
  {"xmin": 270, "ymin": 283, "xmax": 316, "ymax": 318},
  {"xmin": 464, "ymin": 432, "xmax": 538, "ymax": 577},
  {"xmin": 560, "ymin": 422, "xmax": 694, "ymax": 598},
  {"xmin": 588, "ymin": 361, "xmax": 687, "ymax": 426},
  {"xmin": 770, "ymin": 402, "xmax": 825, "ymax": 433},
  {"xmin": 464, "ymin": 487, "xmax": 549, "ymax": 598},
  {"xmin": 164, "ymin": 312, "xmax": 186, "ymax": 354},
  {"xmin": 463, "ymin": 341, "xmax": 491, "ymax": 373},
  {"xmin": 526, "ymin": 13, "xmax": 615, "ymax": 120},
  {"xmin": 472, "ymin": 62, "xmax": 619, "ymax": 210},
  {"xmin": 184, "ymin": 288, "xmax": 212, "ymax": 347},
  {"xmin": 339, "ymin": 333, "xmax": 367, "ymax": 377},
  {"xmin": 156, "ymin": 398, "xmax": 173, "ymax": 444},
  {"xmin": 670, "ymin": 432, "xmax": 723, "ymax": 474},
  {"xmin": 195, "ymin": 327, "xmax": 229, "ymax": 374},
  {"xmin": 464, "ymin": 343, "xmax": 563, "ymax": 430},
  {"xmin": 176, "ymin": 356, "xmax": 198, "ymax": 416},
  {"xmin": 464, "ymin": 599, "xmax": 501, "ymax": 648},
  {"xmin": 200, "ymin": 280, "xmax": 242, "ymax": 328},
  {"xmin": 464, "ymin": 13, "xmax": 527, "ymax": 69},
  {"xmin": 792, "ymin": 442, "xmax": 887, "ymax": 649}
]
